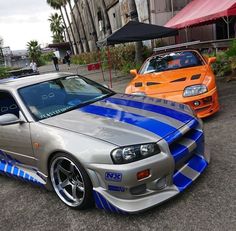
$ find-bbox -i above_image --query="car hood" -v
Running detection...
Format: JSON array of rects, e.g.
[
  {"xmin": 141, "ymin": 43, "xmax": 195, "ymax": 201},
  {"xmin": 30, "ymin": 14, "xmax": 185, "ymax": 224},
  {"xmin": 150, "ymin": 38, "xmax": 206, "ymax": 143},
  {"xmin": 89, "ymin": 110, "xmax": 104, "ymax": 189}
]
[
  {"xmin": 131, "ymin": 66, "xmax": 207, "ymax": 94},
  {"xmin": 41, "ymin": 94, "xmax": 197, "ymax": 146}
]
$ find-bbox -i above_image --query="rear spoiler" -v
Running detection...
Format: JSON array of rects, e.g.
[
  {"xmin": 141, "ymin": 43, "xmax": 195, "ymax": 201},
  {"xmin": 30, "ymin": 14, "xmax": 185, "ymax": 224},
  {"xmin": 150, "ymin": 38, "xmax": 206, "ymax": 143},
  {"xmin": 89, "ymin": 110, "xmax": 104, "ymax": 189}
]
[{"xmin": 153, "ymin": 41, "xmax": 200, "ymax": 53}]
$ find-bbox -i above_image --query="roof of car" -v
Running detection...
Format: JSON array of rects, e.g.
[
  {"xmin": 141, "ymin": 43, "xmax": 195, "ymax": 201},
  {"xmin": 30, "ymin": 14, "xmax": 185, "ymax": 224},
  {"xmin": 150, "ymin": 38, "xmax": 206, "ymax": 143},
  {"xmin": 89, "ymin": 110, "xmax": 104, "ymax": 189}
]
[
  {"xmin": 0, "ymin": 72, "xmax": 73, "ymax": 90},
  {"xmin": 154, "ymin": 48, "xmax": 200, "ymax": 56},
  {"xmin": 148, "ymin": 49, "xmax": 204, "ymax": 61}
]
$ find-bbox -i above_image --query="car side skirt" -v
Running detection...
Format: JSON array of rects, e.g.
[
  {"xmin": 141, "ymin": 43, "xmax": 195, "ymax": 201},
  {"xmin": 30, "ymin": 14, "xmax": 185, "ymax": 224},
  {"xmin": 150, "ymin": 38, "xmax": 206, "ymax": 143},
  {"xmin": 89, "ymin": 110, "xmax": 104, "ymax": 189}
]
[{"xmin": 0, "ymin": 158, "xmax": 46, "ymax": 187}]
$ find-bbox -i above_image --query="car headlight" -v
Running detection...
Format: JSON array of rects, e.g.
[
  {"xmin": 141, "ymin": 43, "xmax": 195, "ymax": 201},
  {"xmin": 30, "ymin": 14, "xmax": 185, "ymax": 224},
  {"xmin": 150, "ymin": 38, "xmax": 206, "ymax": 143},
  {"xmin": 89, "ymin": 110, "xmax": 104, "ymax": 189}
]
[
  {"xmin": 183, "ymin": 85, "xmax": 208, "ymax": 97},
  {"xmin": 111, "ymin": 143, "xmax": 160, "ymax": 164}
]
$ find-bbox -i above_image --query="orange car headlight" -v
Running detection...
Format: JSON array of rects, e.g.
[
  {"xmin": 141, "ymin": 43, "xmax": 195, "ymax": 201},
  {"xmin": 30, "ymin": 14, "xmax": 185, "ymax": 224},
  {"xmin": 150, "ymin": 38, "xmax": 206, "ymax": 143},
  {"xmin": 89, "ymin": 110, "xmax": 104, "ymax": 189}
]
[{"xmin": 183, "ymin": 84, "xmax": 208, "ymax": 97}]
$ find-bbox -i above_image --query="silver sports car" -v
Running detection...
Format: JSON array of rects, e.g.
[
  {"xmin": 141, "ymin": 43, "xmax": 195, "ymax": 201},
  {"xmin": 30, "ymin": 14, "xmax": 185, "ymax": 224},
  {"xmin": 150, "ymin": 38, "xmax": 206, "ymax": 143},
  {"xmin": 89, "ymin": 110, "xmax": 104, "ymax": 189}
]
[{"xmin": 0, "ymin": 73, "xmax": 210, "ymax": 214}]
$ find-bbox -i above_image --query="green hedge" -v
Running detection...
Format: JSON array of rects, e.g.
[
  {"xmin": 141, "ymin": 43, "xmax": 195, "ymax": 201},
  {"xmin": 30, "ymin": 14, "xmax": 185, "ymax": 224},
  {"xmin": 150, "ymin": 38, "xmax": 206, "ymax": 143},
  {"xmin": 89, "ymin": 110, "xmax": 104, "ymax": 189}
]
[
  {"xmin": 71, "ymin": 44, "xmax": 152, "ymax": 74},
  {"xmin": 0, "ymin": 66, "xmax": 10, "ymax": 79},
  {"xmin": 71, "ymin": 39, "xmax": 236, "ymax": 77},
  {"xmin": 211, "ymin": 39, "xmax": 236, "ymax": 77}
]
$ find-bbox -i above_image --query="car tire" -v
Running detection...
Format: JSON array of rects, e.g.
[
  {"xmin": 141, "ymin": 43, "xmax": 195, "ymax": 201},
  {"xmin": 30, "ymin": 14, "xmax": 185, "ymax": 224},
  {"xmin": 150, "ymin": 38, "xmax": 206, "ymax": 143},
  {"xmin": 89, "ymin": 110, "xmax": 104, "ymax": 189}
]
[{"xmin": 49, "ymin": 153, "xmax": 93, "ymax": 209}]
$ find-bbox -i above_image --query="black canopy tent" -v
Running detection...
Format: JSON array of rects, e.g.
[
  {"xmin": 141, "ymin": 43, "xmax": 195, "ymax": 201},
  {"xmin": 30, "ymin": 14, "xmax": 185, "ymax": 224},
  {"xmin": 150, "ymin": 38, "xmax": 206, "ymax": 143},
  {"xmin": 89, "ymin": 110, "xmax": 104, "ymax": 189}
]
[
  {"xmin": 97, "ymin": 21, "xmax": 178, "ymax": 47},
  {"xmin": 96, "ymin": 21, "xmax": 178, "ymax": 87}
]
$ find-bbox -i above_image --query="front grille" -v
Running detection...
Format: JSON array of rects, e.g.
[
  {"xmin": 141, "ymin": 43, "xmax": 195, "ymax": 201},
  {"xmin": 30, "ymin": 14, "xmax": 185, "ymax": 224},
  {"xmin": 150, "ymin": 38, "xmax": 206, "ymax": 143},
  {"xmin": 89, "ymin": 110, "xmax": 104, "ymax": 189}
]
[{"xmin": 169, "ymin": 127, "xmax": 204, "ymax": 170}]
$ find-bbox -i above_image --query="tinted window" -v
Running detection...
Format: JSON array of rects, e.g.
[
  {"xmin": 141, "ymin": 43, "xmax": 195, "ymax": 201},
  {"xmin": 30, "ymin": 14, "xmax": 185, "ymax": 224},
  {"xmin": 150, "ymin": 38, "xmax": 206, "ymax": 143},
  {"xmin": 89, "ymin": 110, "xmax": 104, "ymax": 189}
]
[
  {"xmin": 140, "ymin": 51, "xmax": 204, "ymax": 74},
  {"xmin": 18, "ymin": 75, "xmax": 114, "ymax": 121},
  {"xmin": 0, "ymin": 91, "xmax": 19, "ymax": 117}
]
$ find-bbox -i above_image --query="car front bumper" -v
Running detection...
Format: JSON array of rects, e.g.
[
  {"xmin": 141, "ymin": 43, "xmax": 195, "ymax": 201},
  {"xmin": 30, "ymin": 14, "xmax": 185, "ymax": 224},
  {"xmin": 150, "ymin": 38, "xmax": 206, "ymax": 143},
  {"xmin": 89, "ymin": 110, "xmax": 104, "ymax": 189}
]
[
  {"xmin": 144, "ymin": 87, "xmax": 219, "ymax": 118},
  {"xmin": 86, "ymin": 126, "xmax": 210, "ymax": 214},
  {"xmin": 183, "ymin": 88, "xmax": 219, "ymax": 118}
]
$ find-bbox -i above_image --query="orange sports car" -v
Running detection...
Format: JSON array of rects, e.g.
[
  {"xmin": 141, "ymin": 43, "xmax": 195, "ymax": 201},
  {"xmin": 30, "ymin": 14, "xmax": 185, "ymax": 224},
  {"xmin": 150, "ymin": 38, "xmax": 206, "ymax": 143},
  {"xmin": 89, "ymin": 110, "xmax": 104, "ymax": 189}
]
[{"xmin": 125, "ymin": 49, "xmax": 219, "ymax": 118}]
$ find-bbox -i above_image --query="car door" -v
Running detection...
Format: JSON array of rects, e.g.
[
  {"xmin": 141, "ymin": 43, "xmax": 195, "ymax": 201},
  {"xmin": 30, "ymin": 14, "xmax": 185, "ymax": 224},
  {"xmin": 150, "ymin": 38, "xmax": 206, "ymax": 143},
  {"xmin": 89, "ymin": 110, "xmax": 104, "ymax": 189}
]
[{"xmin": 0, "ymin": 91, "xmax": 36, "ymax": 167}]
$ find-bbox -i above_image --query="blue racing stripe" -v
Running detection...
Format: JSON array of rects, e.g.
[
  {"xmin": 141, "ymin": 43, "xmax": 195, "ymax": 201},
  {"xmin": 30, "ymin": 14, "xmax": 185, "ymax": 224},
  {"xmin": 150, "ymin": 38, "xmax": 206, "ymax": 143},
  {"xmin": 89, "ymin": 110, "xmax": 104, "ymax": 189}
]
[
  {"xmin": 19, "ymin": 170, "xmax": 24, "ymax": 178},
  {"xmin": 93, "ymin": 191, "xmax": 128, "ymax": 214},
  {"xmin": 185, "ymin": 129, "xmax": 203, "ymax": 143},
  {"xmin": 13, "ymin": 166, "xmax": 19, "ymax": 175},
  {"xmin": 164, "ymin": 118, "xmax": 198, "ymax": 144},
  {"xmin": 187, "ymin": 155, "xmax": 208, "ymax": 173},
  {"xmin": 103, "ymin": 97, "xmax": 194, "ymax": 124},
  {"xmin": 93, "ymin": 191, "xmax": 104, "ymax": 210},
  {"xmin": 0, "ymin": 161, "xmax": 6, "ymax": 171},
  {"xmin": 6, "ymin": 164, "xmax": 12, "ymax": 173},
  {"xmin": 171, "ymin": 143, "xmax": 189, "ymax": 162},
  {"xmin": 80, "ymin": 104, "xmax": 181, "ymax": 141},
  {"xmin": 0, "ymin": 160, "xmax": 44, "ymax": 187},
  {"xmin": 96, "ymin": 192, "xmax": 112, "ymax": 212},
  {"xmin": 173, "ymin": 172, "xmax": 192, "ymax": 192}
]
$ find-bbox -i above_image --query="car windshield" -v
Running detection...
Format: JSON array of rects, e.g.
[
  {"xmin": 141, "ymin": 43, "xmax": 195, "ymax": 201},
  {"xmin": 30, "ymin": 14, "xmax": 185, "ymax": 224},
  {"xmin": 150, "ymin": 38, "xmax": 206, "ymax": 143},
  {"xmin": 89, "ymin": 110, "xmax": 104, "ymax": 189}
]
[
  {"xmin": 140, "ymin": 51, "xmax": 204, "ymax": 74},
  {"xmin": 18, "ymin": 75, "xmax": 114, "ymax": 121}
]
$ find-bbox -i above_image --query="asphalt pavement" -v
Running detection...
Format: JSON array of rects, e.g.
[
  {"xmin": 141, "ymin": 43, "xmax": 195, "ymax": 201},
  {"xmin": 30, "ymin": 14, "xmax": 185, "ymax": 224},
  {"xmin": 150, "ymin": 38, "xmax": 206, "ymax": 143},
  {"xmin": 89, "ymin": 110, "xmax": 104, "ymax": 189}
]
[{"xmin": 0, "ymin": 68, "xmax": 235, "ymax": 231}]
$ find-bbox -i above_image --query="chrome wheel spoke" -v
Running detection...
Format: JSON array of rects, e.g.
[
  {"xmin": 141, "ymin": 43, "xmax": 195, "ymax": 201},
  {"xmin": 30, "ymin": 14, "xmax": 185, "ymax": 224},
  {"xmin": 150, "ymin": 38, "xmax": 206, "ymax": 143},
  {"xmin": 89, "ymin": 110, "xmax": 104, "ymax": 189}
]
[
  {"xmin": 77, "ymin": 185, "xmax": 84, "ymax": 192},
  {"xmin": 72, "ymin": 184, "xmax": 78, "ymax": 200},
  {"xmin": 60, "ymin": 178, "xmax": 70, "ymax": 188},
  {"xmin": 57, "ymin": 165, "xmax": 70, "ymax": 176},
  {"xmin": 77, "ymin": 181, "xmax": 84, "ymax": 192},
  {"xmin": 70, "ymin": 162, "xmax": 75, "ymax": 174}
]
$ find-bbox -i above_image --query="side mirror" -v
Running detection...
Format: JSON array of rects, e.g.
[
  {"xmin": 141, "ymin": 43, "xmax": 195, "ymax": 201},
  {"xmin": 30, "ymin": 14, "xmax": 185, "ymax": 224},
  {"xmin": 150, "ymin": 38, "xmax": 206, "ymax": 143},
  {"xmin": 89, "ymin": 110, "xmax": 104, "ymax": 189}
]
[
  {"xmin": 208, "ymin": 57, "xmax": 216, "ymax": 65},
  {"xmin": 0, "ymin": 114, "xmax": 24, "ymax": 126},
  {"xmin": 130, "ymin": 69, "xmax": 138, "ymax": 76}
]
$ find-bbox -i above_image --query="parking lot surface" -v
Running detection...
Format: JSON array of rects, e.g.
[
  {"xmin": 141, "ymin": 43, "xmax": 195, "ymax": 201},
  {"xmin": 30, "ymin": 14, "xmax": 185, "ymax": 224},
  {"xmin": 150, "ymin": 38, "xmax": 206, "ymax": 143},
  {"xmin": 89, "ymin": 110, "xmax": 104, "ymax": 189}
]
[{"xmin": 0, "ymin": 71, "xmax": 235, "ymax": 231}]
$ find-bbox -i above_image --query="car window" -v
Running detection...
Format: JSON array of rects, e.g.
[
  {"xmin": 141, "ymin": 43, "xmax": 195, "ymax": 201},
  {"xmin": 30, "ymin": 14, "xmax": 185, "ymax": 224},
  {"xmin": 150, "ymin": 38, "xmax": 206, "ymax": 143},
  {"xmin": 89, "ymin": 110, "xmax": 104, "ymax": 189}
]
[
  {"xmin": 18, "ymin": 75, "xmax": 114, "ymax": 121},
  {"xmin": 140, "ymin": 51, "xmax": 204, "ymax": 74},
  {"xmin": 0, "ymin": 91, "xmax": 19, "ymax": 117},
  {"xmin": 60, "ymin": 77, "xmax": 102, "ymax": 94}
]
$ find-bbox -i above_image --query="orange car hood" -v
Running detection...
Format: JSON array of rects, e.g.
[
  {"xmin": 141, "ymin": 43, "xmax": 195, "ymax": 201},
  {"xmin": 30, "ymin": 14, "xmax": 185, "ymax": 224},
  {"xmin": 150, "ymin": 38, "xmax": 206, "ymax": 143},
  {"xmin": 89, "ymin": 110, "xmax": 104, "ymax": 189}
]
[{"xmin": 132, "ymin": 66, "xmax": 207, "ymax": 94}]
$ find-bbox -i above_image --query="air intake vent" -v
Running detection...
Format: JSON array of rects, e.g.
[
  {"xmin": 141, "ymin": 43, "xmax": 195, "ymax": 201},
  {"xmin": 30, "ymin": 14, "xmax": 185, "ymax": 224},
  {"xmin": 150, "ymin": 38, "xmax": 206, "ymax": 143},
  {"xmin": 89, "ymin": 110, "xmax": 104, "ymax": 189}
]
[
  {"xmin": 171, "ymin": 77, "xmax": 186, "ymax": 83},
  {"xmin": 191, "ymin": 74, "xmax": 201, "ymax": 80},
  {"xmin": 135, "ymin": 82, "xmax": 143, "ymax": 87},
  {"xmin": 146, "ymin": 82, "xmax": 160, "ymax": 86}
]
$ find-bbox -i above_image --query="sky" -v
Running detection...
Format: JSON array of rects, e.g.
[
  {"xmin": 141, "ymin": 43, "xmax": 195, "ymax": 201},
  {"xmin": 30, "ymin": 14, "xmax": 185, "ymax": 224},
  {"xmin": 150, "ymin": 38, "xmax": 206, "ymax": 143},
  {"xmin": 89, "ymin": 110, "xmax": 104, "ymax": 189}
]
[{"xmin": 0, "ymin": 0, "xmax": 56, "ymax": 50}]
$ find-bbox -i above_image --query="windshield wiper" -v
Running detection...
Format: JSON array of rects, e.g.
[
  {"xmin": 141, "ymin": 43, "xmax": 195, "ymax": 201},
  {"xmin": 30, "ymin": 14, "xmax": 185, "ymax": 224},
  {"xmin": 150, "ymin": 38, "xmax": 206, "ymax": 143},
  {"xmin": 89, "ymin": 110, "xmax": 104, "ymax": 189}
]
[{"xmin": 65, "ymin": 93, "xmax": 115, "ymax": 112}]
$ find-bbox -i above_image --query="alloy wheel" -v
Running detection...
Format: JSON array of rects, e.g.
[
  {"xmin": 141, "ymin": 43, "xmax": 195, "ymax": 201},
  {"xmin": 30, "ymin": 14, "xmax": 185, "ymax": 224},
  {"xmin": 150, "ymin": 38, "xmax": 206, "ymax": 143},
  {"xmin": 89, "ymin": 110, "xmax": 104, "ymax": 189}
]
[{"xmin": 50, "ymin": 157, "xmax": 85, "ymax": 207}]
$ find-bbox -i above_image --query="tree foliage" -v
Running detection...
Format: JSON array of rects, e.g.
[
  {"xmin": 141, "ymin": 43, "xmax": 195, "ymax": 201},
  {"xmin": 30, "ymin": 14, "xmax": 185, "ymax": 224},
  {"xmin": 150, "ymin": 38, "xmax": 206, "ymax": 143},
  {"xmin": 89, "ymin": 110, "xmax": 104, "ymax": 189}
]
[
  {"xmin": 49, "ymin": 13, "xmax": 65, "ymax": 43},
  {"xmin": 0, "ymin": 36, "xmax": 3, "ymax": 47},
  {"xmin": 0, "ymin": 36, "xmax": 4, "ymax": 65},
  {"xmin": 47, "ymin": 0, "xmax": 63, "ymax": 10},
  {"xmin": 27, "ymin": 40, "xmax": 42, "ymax": 65}
]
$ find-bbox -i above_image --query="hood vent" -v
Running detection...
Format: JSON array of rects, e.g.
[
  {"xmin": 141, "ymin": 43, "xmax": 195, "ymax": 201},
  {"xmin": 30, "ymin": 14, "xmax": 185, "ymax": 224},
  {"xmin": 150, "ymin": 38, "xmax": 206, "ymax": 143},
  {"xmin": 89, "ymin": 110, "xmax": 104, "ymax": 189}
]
[
  {"xmin": 171, "ymin": 77, "xmax": 186, "ymax": 83},
  {"xmin": 146, "ymin": 82, "xmax": 160, "ymax": 86},
  {"xmin": 191, "ymin": 74, "xmax": 201, "ymax": 80},
  {"xmin": 135, "ymin": 82, "xmax": 143, "ymax": 87}
]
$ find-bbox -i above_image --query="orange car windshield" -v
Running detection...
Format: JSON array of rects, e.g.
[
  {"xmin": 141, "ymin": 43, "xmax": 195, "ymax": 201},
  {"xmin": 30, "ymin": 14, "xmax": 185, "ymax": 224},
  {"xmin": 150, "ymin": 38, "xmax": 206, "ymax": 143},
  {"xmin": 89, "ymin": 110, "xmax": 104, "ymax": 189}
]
[{"xmin": 140, "ymin": 51, "xmax": 204, "ymax": 74}]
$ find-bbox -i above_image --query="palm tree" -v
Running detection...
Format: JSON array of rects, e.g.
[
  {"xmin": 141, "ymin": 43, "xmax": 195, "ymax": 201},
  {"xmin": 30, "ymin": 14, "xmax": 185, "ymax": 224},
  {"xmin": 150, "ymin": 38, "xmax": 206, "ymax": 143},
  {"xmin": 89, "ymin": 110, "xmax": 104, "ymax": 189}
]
[
  {"xmin": 101, "ymin": 0, "xmax": 111, "ymax": 36},
  {"xmin": 47, "ymin": 0, "xmax": 76, "ymax": 54},
  {"xmin": 61, "ymin": 0, "xmax": 79, "ymax": 54},
  {"xmin": 66, "ymin": 0, "xmax": 84, "ymax": 53},
  {"xmin": 74, "ymin": 0, "xmax": 90, "ymax": 52},
  {"xmin": 0, "ymin": 37, "xmax": 4, "ymax": 66},
  {"xmin": 48, "ymin": 13, "xmax": 65, "ymax": 43},
  {"xmin": 84, "ymin": 0, "xmax": 98, "ymax": 48},
  {"xmin": 27, "ymin": 40, "xmax": 42, "ymax": 64},
  {"xmin": 0, "ymin": 36, "xmax": 3, "ymax": 47}
]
